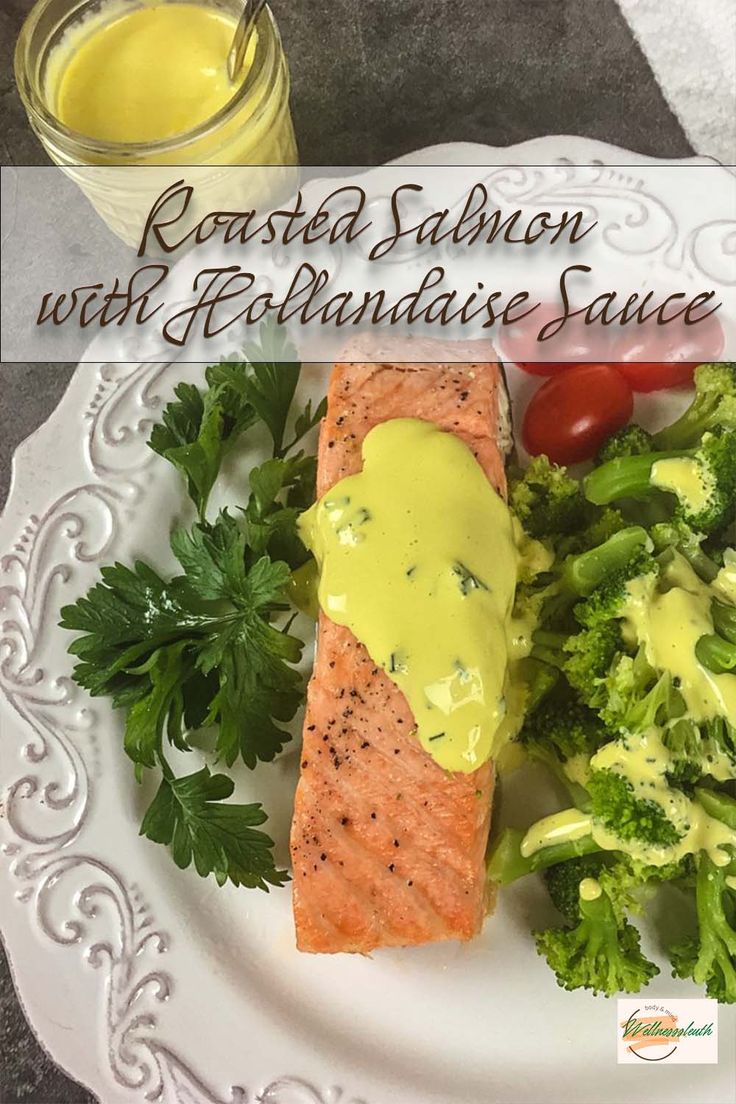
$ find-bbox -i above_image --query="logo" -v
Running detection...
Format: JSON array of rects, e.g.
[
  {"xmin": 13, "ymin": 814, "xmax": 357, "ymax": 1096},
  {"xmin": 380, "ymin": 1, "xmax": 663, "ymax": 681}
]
[{"xmin": 617, "ymin": 999, "xmax": 718, "ymax": 1064}]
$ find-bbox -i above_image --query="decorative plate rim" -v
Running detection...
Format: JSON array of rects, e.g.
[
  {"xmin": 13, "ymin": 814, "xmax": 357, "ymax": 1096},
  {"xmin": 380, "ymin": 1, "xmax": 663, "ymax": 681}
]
[{"xmin": 0, "ymin": 135, "xmax": 730, "ymax": 1104}]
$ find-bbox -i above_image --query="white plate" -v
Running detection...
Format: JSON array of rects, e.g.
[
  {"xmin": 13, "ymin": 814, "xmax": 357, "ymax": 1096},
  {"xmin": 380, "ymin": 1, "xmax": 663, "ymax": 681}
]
[{"xmin": 2, "ymin": 138, "xmax": 735, "ymax": 1104}]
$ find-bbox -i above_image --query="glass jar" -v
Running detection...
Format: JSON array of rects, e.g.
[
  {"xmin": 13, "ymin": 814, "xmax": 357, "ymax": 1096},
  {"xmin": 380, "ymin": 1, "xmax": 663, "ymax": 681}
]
[{"xmin": 15, "ymin": 0, "xmax": 299, "ymax": 242}]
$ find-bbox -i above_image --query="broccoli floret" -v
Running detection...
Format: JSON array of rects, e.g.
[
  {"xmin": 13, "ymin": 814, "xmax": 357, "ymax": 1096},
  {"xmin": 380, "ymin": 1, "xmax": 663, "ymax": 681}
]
[
  {"xmin": 521, "ymin": 657, "xmax": 561, "ymax": 713},
  {"xmin": 654, "ymin": 362, "xmax": 736, "ymax": 450},
  {"xmin": 520, "ymin": 682, "xmax": 610, "ymax": 761},
  {"xmin": 561, "ymin": 623, "xmax": 624, "ymax": 710},
  {"xmin": 519, "ymin": 683, "xmax": 611, "ymax": 808},
  {"xmin": 556, "ymin": 507, "xmax": 628, "ymax": 558},
  {"xmin": 670, "ymin": 854, "xmax": 736, "ymax": 1003},
  {"xmin": 662, "ymin": 719, "xmax": 714, "ymax": 784},
  {"xmin": 524, "ymin": 527, "xmax": 651, "ymax": 634},
  {"xmin": 597, "ymin": 425, "xmax": 655, "ymax": 464},
  {"xmin": 512, "ymin": 574, "xmax": 572, "ymax": 639},
  {"xmin": 509, "ymin": 455, "xmax": 587, "ymax": 542},
  {"xmin": 585, "ymin": 430, "xmax": 736, "ymax": 535},
  {"xmin": 486, "ymin": 826, "xmax": 601, "ymax": 886},
  {"xmin": 598, "ymin": 854, "xmax": 696, "ymax": 921},
  {"xmin": 561, "ymin": 526, "xmax": 652, "ymax": 597},
  {"xmin": 544, "ymin": 854, "xmax": 610, "ymax": 922},
  {"xmin": 681, "ymin": 432, "xmax": 736, "ymax": 534},
  {"xmin": 531, "ymin": 535, "xmax": 657, "ymax": 711},
  {"xmin": 574, "ymin": 546, "xmax": 659, "ymax": 628},
  {"xmin": 551, "ymin": 852, "xmax": 694, "ymax": 933},
  {"xmin": 600, "ymin": 651, "xmax": 685, "ymax": 733},
  {"xmin": 535, "ymin": 885, "xmax": 659, "ymax": 996},
  {"xmin": 587, "ymin": 768, "xmax": 683, "ymax": 849}
]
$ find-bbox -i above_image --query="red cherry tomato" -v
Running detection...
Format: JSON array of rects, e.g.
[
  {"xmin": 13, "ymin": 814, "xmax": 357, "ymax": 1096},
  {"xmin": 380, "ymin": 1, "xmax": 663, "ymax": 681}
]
[
  {"xmin": 615, "ymin": 310, "xmax": 724, "ymax": 391},
  {"xmin": 616, "ymin": 361, "xmax": 697, "ymax": 392},
  {"xmin": 498, "ymin": 302, "xmax": 614, "ymax": 376},
  {"xmin": 522, "ymin": 364, "xmax": 634, "ymax": 465}
]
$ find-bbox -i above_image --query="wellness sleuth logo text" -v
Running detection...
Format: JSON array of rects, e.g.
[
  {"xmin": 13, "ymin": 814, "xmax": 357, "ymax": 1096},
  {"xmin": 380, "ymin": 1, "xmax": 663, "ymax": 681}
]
[{"xmin": 617, "ymin": 999, "xmax": 718, "ymax": 1064}]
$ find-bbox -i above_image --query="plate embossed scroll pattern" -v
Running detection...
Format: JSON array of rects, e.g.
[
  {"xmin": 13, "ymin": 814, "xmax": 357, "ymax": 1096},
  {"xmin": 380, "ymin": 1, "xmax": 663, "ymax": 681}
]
[
  {"xmin": 0, "ymin": 363, "xmax": 363, "ymax": 1104},
  {"xmin": 1, "ymin": 142, "xmax": 735, "ymax": 1104}
]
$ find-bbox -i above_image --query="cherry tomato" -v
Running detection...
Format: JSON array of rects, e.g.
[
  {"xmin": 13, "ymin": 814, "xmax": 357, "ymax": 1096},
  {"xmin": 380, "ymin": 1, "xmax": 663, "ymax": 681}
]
[
  {"xmin": 615, "ymin": 310, "xmax": 724, "ymax": 391},
  {"xmin": 498, "ymin": 302, "xmax": 613, "ymax": 376},
  {"xmin": 616, "ymin": 361, "xmax": 697, "ymax": 392},
  {"xmin": 522, "ymin": 364, "xmax": 634, "ymax": 465}
]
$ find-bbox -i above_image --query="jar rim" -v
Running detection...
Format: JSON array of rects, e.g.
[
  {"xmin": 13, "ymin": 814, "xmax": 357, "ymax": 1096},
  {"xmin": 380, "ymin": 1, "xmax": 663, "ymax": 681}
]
[{"xmin": 14, "ymin": 0, "xmax": 280, "ymax": 158}]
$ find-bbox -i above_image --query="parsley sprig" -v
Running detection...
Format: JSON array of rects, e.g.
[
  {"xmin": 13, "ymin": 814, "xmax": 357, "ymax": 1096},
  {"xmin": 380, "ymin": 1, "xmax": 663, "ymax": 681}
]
[
  {"xmin": 61, "ymin": 326, "xmax": 324, "ymax": 890},
  {"xmin": 149, "ymin": 322, "xmax": 325, "ymax": 519}
]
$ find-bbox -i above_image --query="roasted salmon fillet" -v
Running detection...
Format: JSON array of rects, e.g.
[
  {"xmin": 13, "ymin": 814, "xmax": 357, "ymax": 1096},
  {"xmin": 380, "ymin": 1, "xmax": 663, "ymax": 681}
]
[{"xmin": 290, "ymin": 345, "xmax": 510, "ymax": 953}]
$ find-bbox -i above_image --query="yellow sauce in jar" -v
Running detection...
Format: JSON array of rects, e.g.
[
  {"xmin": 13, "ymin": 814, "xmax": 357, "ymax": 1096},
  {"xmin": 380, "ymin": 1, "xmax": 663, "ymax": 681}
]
[
  {"xmin": 52, "ymin": 4, "xmax": 255, "ymax": 144},
  {"xmin": 28, "ymin": 0, "xmax": 298, "ymax": 241},
  {"xmin": 36, "ymin": 0, "xmax": 296, "ymax": 171}
]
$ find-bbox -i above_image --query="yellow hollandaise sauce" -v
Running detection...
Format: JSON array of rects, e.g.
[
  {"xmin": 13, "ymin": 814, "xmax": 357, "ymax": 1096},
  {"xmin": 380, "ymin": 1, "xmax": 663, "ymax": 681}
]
[
  {"xmin": 589, "ymin": 729, "xmax": 736, "ymax": 867},
  {"xmin": 50, "ymin": 3, "xmax": 255, "ymax": 143},
  {"xmin": 650, "ymin": 456, "xmax": 714, "ymax": 515},
  {"xmin": 622, "ymin": 554, "xmax": 736, "ymax": 722},
  {"xmin": 299, "ymin": 418, "xmax": 518, "ymax": 773},
  {"xmin": 578, "ymin": 877, "xmax": 602, "ymax": 902},
  {"xmin": 520, "ymin": 808, "xmax": 594, "ymax": 858},
  {"xmin": 521, "ymin": 729, "xmax": 736, "ymax": 869}
]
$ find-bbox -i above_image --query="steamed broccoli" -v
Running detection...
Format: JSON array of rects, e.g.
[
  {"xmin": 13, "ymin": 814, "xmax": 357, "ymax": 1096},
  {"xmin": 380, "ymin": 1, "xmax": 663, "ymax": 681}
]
[
  {"xmin": 560, "ymin": 623, "xmax": 624, "ymax": 710},
  {"xmin": 521, "ymin": 656, "xmax": 561, "ymax": 713},
  {"xmin": 574, "ymin": 546, "xmax": 658, "ymax": 628},
  {"xmin": 519, "ymin": 683, "xmax": 611, "ymax": 808},
  {"xmin": 535, "ymin": 884, "xmax": 659, "ymax": 996},
  {"xmin": 501, "ymin": 396, "xmax": 736, "ymax": 1004},
  {"xmin": 530, "ymin": 532, "xmax": 659, "ymax": 711},
  {"xmin": 584, "ymin": 430, "xmax": 736, "ymax": 535},
  {"xmin": 556, "ymin": 507, "xmax": 628, "ymax": 558},
  {"xmin": 486, "ymin": 826, "xmax": 601, "ymax": 886},
  {"xmin": 651, "ymin": 519, "xmax": 720, "ymax": 583},
  {"xmin": 544, "ymin": 851, "xmax": 694, "ymax": 930},
  {"xmin": 663, "ymin": 719, "xmax": 714, "ymax": 784},
  {"xmin": 520, "ymin": 683, "xmax": 610, "ymax": 762},
  {"xmin": 670, "ymin": 853, "xmax": 736, "ymax": 1003},
  {"xmin": 522, "ymin": 527, "xmax": 651, "ymax": 635},
  {"xmin": 587, "ymin": 769, "xmax": 683, "ymax": 849},
  {"xmin": 599, "ymin": 649, "xmax": 685, "ymax": 733},
  {"xmin": 561, "ymin": 527, "xmax": 653, "ymax": 597},
  {"xmin": 597, "ymin": 425, "xmax": 654, "ymax": 464},
  {"xmin": 531, "ymin": 622, "xmax": 623, "ymax": 712},
  {"xmin": 544, "ymin": 854, "xmax": 609, "ymax": 922},
  {"xmin": 661, "ymin": 717, "xmax": 736, "ymax": 785},
  {"xmin": 653, "ymin": 362, "xmax": 736, "ymax": 450},
  {"xmin": 510, "ymin": 455, "xmax": 586, "ymax": 542}
]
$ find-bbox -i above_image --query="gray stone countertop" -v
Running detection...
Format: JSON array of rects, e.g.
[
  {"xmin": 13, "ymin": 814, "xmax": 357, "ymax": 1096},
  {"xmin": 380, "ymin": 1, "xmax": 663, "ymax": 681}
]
[{"xmin": 0, "ymin": 1, "xmax": 692, "ymax": 1100}]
